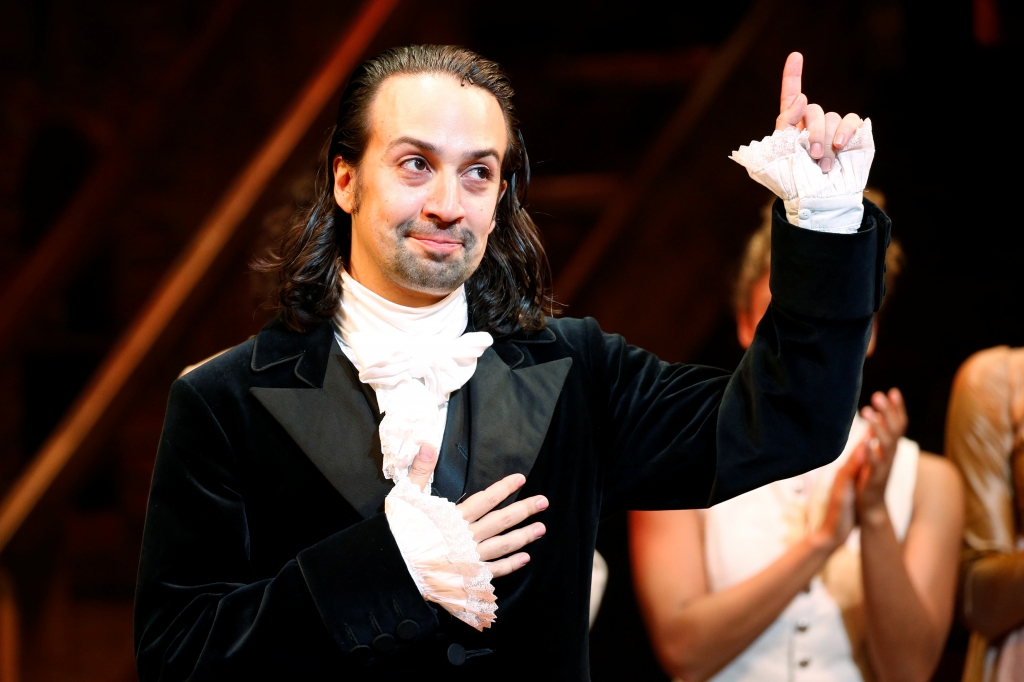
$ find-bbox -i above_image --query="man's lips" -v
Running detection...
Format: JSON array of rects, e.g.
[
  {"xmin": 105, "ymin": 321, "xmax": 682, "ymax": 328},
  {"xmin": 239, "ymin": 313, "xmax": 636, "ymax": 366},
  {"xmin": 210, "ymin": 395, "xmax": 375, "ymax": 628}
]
[{"xmin": 409, "ymin": 235, "xmax": 463, "ymax": 253}]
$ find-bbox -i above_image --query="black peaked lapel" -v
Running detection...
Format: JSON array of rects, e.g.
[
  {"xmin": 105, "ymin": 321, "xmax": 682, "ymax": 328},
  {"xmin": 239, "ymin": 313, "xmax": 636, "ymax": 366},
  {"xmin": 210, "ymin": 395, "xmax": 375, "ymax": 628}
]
[
  {"xmin": 465, "ymin": 346, "xmax": 572, "ymax": 507},
  {"xmin": 250, "ymin": 351, "xmax": 393, "ymax": 519}
]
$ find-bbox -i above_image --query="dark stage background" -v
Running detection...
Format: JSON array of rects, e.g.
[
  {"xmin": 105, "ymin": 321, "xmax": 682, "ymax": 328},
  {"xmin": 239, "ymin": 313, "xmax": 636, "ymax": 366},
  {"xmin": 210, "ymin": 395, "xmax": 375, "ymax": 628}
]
[{"xmin": 0, "ymin": 0, "xmax": 1018, "ymax": 679}]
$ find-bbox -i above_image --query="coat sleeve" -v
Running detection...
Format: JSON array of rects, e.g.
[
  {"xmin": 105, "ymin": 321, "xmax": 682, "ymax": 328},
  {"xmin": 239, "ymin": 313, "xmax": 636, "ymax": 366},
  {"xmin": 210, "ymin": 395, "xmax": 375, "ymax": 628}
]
[
  {"xmin": 133, "ymin": 377, "xmax": 438, "ymax": 681},
  {"xmin": 595, "ymin": 199, "xmax": 890, "ymax": 513}
]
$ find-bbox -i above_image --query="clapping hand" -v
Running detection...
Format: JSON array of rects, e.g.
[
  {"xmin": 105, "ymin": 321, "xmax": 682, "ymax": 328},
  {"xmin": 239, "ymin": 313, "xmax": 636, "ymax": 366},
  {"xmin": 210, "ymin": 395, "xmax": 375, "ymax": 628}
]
[
  {"xmin": 813, "ymin": 447, "xmax": 860, "ymax": 552},
  {"xmin": 776, "ymin": 52, "xmax": 865, "ymax": 173},
  {"xmin": 853, "ymin": 388, "xmax": 908, "ymax": 522}
]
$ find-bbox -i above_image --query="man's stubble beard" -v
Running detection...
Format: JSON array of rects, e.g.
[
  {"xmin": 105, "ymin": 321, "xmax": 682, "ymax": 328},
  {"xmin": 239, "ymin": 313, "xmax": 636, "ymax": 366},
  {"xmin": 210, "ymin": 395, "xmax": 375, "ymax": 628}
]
[
  {"xmin": 382, "ymin": 218, "xmax": 480, "ymax": 294},
  {"xmin": 350, "ymin": 176, "xmax": 486, "ymax": 296}
]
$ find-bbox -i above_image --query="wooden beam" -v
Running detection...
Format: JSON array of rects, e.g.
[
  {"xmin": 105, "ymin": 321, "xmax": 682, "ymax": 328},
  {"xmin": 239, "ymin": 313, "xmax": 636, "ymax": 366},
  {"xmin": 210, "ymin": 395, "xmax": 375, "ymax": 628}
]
[
  {"xmin": 0, "ymin": 0, "xmax": 400, "ymax": 555},
  {"xmin": 0, "ymin": 0, "xmax": 245, "ymax": 358},
  {"xmin": 554, "ymin": 0, "xmax": 777, "ymax": 303},
  {"xmin": 527, "ymin": 173, "xmax": 621, "ymax": 210},
  {"xmin": 0, "ymin": 568, "xmax": 18, "ymax": 682},
  {"xmin": 548, "ymin": 46, "xmax": 713, "ymax": 85}
]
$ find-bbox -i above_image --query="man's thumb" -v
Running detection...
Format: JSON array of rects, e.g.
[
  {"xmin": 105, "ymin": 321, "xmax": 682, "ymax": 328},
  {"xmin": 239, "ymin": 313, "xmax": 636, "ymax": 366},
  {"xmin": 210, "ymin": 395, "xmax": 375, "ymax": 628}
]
[{"xmin": 408, "ymin": 444, "xmax": 438, "ymax": 492}]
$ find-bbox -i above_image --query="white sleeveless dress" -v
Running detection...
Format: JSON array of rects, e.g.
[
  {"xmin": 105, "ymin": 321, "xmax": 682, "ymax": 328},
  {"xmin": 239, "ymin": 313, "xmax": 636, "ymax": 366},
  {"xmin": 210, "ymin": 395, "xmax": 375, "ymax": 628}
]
[{"xmin": 696, "ymin": 416, "xmax": 919, "ymax": 682}]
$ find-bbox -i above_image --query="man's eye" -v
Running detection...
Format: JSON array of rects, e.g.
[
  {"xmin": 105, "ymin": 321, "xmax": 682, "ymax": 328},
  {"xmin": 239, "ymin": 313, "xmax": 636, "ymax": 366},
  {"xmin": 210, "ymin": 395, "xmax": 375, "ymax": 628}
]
[
  {"xmin": 466, "ymin": 166, "xmax": 491, "ymax": 181},
  {"xmin": 402, "ymin": 158, "xmax": 428, "ymax": 172}
]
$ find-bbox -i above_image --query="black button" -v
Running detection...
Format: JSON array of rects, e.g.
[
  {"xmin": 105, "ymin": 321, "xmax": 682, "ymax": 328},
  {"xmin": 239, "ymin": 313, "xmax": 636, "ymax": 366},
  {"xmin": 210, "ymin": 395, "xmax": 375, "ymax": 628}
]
[
  {"xmin": 349, "ymin": 644, "xmax": 372, "ymax": 664},
  {"xmin": 447, "ymin": 643, "xmax": 467, "ymax": 666},
  {"xmin": 372, "ymin": 633, "xmax": 396, "ymax": 654},
  {"xmin": 396, "ymin": 619, "xmax": 420, "ymax": 640}
]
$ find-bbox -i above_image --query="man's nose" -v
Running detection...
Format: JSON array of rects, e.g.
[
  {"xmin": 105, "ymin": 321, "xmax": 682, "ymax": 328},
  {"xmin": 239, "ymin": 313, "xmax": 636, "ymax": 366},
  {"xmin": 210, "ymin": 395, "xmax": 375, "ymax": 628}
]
[{"xmin": 423, "ymin": 171, "xmax": 466, "ymax": 225}]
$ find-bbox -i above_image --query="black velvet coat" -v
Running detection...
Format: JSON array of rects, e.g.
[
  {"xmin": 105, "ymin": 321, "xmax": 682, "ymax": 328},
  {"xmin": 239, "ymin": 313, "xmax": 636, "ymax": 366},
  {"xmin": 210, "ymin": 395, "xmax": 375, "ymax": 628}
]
[{"xmin": 135, "ymin": 202, "xmax": 890, "ymax": 681}]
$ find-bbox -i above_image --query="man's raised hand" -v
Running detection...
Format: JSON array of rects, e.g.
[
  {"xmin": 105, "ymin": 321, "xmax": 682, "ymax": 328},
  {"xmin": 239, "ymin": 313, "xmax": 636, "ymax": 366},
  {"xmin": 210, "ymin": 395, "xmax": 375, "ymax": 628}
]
[
  {"xmin": 407, "ymin": 445, "xmax": 547, "ymax": 578},
  {"xmin": 776, "ymin": 51, "xmax": 807, "ymax": 131},
  {"xmin": 776, "ymin": 51, "xmax": 863, "ymax": 173}
]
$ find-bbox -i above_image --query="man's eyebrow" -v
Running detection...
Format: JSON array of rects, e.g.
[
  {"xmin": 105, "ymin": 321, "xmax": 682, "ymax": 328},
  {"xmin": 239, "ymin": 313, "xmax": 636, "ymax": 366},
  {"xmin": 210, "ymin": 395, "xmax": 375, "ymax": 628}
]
[
  {"xmin": 387, "ymin": 136, "xmax": 501, "ymax": 162},
  {"xmin": 387, "ymin": 136, "xmax": 440, "ymax": 155}
]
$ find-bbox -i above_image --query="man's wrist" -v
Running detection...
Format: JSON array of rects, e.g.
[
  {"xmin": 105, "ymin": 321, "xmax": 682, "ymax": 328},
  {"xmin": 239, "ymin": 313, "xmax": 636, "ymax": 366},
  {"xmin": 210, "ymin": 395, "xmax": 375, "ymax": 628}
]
[{"xmin": 783, "ymin": 194, "xmax": 864, "ymax": 234}]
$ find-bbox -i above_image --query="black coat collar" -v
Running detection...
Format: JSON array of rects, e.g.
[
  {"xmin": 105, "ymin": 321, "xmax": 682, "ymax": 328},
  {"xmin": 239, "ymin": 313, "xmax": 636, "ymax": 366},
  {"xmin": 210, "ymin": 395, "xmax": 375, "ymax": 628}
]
[
  {"xmin": 251, "ymin": 350, "xmax": 392, "ymax": 518},
  {"xmin": 250, "ymin": 317, "xmax": 335, "ymax": 388},
  {"xmin": 491, "ymin": 326, "xmax": 556, "ymax": 369},
  {"xmin": 248, "ymin": 317, "xmax": 570, "ymax": 518}
]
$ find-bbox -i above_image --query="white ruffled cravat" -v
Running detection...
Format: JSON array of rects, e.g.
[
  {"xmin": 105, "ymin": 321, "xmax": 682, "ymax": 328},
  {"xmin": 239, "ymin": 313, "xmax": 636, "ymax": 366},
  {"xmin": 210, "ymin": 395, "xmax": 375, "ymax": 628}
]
[
  {"xmin": 731, "ymin": 119, "xmax": 875, "ymax": 234},
  {"xmin": 335, "ymin": 271, "xmax": 498, "ymax": 631},
  {"xmin": 348, "ymin": 335, "xmax": 493, "ymax": 482},
  {"xmin": 336, "ymin": 271, "xmax": 493, "ymax": 483}
]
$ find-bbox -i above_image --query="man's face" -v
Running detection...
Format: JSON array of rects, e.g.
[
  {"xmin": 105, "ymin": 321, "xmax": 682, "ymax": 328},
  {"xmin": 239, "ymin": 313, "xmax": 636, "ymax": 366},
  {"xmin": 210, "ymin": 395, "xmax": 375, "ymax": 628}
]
[{"xmin": 334, "ymin": 73, "xmax": 508, "ymax": 306}]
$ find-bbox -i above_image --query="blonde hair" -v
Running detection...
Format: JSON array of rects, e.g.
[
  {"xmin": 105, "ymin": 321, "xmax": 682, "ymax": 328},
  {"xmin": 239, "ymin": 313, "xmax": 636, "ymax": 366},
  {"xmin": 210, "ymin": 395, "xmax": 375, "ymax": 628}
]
[{"xmin": 733, "ymin": 189, "xmax": 903, "ymax": 315}]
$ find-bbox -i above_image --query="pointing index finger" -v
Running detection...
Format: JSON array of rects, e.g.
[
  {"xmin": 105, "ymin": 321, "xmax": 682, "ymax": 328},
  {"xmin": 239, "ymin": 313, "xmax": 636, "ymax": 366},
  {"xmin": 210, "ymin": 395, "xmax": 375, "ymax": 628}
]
[{"xmin": 779, "ymin": 52, "xmax": 803, "ymax": 113}]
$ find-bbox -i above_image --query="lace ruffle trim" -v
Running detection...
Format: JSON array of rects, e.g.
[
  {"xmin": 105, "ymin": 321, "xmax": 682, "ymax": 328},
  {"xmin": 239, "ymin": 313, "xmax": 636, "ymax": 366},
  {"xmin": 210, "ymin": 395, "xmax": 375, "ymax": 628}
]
[
  {"xmin": 729, "ymin": 119, "xmax": 874, "ymax": 200},
  {"xmin": 385, "ymin": 480, "xmax": 497, "ymax": 631}
]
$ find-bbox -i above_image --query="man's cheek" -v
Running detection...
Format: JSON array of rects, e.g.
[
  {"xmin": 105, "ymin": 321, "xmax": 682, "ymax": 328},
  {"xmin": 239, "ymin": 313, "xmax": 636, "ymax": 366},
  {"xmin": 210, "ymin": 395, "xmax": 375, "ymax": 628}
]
[{"xmin": 470, "ymin": 234, "xmax": 489, "ymax": 266}]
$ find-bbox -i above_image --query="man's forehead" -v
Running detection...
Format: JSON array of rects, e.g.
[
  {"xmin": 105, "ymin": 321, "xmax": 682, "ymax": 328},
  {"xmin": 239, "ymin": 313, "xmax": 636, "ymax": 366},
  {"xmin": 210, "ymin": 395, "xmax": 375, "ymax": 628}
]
[{"xmin": 368, "ymin": 73, "xmax": 508, "ymax": 157}]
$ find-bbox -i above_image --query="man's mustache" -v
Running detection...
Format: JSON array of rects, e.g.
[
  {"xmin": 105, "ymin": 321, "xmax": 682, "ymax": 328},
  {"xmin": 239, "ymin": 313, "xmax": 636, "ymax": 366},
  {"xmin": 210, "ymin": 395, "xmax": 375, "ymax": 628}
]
[{"xmin": 396, "ymin": 220, "xmax": 477, "ymax": 248}]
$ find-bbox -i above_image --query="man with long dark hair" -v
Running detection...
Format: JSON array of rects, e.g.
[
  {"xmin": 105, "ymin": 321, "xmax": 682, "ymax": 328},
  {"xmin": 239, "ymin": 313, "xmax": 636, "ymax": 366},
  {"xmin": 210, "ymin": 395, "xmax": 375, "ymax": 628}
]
[{"xmin": 135, "ymin": 47, "xmax": 889, "ymax": 680}]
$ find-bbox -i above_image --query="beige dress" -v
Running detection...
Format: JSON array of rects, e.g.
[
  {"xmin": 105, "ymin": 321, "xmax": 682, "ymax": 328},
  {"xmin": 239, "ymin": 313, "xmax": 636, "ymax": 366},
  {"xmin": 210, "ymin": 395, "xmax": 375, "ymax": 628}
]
[
  {"xmin": 699, "ymin": 415, "xmax": 919, "ymax": 682},
  {"xmin": 946, "ymin": 347, "xmax": 1024, "ymax": 682}
]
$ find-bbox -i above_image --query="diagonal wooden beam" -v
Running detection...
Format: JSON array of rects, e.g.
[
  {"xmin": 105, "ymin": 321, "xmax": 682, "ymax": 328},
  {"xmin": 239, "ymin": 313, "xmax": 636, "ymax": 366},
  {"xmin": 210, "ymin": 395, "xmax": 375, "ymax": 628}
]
[
  {"xmin": 553, "ymin": 0, "xmax": 777, "ymax": 304},
  {"xmin": 0, "ymin": 0, "xmax": 245, "ymax": 358},
  {"xmin": 547, "ymin": 46, "xmax": 714, "ymax": 85},
  {"xmin": 0, "ymin": 0, "xmax": 401, "ymax": 555}
]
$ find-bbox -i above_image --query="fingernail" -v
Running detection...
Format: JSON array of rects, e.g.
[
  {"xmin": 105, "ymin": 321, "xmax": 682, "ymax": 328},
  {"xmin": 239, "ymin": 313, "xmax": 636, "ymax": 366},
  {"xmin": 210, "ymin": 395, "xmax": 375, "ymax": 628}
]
[
  {"xmin": 536, "ymin": 497, "xmax": 548, "ymax": 511},
  {"xmin": 811, "ymin": 142, "xmax": 823, "ymax": 158},
  {"xmin": 515, "ymin": 474, "xmax": 526, "ymax": 488},
  {"xmin": 534, "ymin": 524, "xmax": 546, "ymax": 538},
  {"xmin": 521, "ymin": 555, "xmax": 531, "ymax": 566},
  {"xmin": 820, "ymin": 158, "xmax": 832, "ymax": 172},
  {"xmin": 834, "ymin": 133, "xmax": 846, "ymax": 148}
]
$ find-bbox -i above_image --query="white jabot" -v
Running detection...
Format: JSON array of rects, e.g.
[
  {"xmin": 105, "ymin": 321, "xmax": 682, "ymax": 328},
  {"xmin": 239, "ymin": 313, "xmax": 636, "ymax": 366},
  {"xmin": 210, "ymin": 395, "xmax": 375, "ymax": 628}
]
[
  {"xmin": 731, "ymin": 119, "xmax": 875, "ymax": 234},
  {"xmin": 335, "ymin": 271, "xmax": 493, "ymax": 483},
  {"xmin": 334, "ymin": 271, "xmax": 497, "ymax": 631}
]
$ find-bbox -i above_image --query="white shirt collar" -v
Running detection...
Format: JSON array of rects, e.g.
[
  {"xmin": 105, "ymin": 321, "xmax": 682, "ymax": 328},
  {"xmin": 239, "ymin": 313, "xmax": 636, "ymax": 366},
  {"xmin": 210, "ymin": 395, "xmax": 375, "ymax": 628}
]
[{"xmin": 335, "ymin": 270, "xmax": 469, "ymax": 342}]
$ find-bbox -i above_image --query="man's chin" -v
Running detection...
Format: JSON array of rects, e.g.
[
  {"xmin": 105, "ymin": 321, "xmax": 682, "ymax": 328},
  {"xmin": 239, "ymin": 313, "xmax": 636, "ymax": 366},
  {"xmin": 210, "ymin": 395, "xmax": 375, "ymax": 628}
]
[{"xmin": 387, "ymin": 264, "xmax": 473, "ymax": 298}]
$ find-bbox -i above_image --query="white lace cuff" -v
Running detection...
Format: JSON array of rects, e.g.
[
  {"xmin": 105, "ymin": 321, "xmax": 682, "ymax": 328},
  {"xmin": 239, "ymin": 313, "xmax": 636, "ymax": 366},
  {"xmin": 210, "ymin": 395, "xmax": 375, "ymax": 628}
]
[
  {"xmin": 731, "ymin": 119, "xmax": 875, "ymax": 235},
  {"xmin": 384, "ymin": 480, "xmax": 497, "ymax": 631}
]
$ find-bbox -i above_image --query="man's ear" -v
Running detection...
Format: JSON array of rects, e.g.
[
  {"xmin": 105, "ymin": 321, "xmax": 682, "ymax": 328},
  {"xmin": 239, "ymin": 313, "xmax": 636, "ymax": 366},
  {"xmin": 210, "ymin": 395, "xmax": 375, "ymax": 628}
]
[{"xmin": 333, "ymin": 156, "xmax": 357, "ymax": 214}]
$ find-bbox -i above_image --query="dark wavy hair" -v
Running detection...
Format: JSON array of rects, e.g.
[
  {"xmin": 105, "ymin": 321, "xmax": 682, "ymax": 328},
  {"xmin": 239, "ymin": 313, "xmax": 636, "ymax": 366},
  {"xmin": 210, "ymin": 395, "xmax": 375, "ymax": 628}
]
[{"xmin": 256, "ymin": 45, "xmax": 554, "ymax": 338}]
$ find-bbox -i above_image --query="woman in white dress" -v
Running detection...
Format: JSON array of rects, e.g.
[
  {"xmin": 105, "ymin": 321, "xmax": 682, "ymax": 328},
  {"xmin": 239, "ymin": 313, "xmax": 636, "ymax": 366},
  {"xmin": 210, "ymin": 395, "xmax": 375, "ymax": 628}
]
[{"xmin": 630, "ymin": 203, "xmax": 964, "ymax": 682}]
